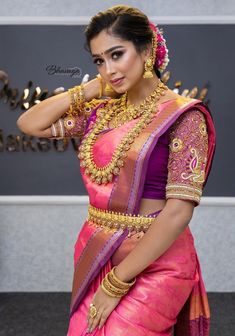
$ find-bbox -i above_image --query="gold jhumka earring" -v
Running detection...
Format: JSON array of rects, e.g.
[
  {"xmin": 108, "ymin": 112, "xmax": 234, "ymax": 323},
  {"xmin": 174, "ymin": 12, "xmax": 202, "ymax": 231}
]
[{"xmin": 143, "ymin": 31, "xmax": 157, "ymax": 79}]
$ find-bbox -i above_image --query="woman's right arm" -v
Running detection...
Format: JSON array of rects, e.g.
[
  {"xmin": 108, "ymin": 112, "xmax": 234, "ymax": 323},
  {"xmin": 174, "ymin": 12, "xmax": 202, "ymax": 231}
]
[{"xmin": 16, "ymin": 77, "xmax": 102, "ymax": 138}]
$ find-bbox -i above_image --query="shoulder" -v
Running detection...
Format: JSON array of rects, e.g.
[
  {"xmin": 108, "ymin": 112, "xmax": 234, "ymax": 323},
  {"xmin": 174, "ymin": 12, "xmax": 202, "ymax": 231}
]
[
  {"xmin": 168, "ymin": 108, "xmax": 208, "ymax": 152},
  {"xmin": 169, "ymin": 109, "xmax": 207, "ymax": 147},
  {"xmin": 174, "ymin": 108, "xmax": 206, "ymax": 128}
]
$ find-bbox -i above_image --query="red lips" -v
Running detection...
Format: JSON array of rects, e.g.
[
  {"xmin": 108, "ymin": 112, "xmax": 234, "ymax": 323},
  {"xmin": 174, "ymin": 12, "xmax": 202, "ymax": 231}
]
[{"xmin": 110, "ymin": 77, "xmax": 124, "ymax": 84}]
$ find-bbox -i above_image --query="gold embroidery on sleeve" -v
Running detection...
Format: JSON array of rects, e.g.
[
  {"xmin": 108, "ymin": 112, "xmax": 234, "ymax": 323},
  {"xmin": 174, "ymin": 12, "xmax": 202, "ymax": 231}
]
[
  {"xmin": 166, "ymin": 109, "xmax": 208, "ymax": 205},
  {"xmin": 181, "ymin": 148, "xmax": 206, "ymax": 183}
]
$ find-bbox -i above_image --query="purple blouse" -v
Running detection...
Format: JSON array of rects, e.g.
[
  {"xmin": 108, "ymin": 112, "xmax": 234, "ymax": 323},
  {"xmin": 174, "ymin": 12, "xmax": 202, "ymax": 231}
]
[
  {"xmin": 52, "ymin": 104, "xmax": 209, "ymax": 206},
  {"xmin": 142, "ymin": 130, "xmax": 170, "ymax": 199}
]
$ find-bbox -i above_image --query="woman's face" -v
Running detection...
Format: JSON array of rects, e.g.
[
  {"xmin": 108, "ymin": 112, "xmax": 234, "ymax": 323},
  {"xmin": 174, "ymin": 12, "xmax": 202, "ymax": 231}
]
[{"xmin": 90, "ymin": 29, "xmax": 149, "ymax": 94}]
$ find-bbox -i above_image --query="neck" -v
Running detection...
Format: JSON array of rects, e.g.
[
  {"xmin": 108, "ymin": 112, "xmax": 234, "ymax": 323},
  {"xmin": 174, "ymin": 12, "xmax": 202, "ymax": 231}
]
[{"xmin": 126, "ymin": 73, "xmax": 160, "ymax": 106}]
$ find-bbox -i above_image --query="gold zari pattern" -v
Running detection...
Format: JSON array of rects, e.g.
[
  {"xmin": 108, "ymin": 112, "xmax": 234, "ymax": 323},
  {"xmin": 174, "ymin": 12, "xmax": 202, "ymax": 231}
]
[
  {"xmin": 165, "ymin": 110, "xmax": 208, "ymax": 205},
  {"xmin": 166, "ymin": 184, "xmax": 202, "ymax": 204},
  {"xmin": 87, "ymin": 205, "xmax": 157, "ymax": 233}
]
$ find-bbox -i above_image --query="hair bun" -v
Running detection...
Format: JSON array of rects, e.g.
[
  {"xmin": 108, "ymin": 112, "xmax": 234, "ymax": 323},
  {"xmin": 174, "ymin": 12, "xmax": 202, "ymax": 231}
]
[{"xmin": 148, "ymin": 21, "xmax": 169, "ymax": 73}]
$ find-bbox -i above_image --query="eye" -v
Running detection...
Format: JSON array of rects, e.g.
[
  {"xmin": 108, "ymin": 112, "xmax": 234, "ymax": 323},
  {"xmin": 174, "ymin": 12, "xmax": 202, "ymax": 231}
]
[
  {"xmin": 112, "ymin": 51, "xmax": 123, "ymax": 59},
  {"xmin": 93, "ymin": 58, "xmax": 102, "ymax": 65},
  {"xmin": 93, "ymin": 51, "xmax": 123, "ymax": 66}
]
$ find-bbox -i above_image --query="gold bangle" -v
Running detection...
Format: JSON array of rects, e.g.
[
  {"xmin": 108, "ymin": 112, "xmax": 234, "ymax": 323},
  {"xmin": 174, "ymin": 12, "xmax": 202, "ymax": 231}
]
[
  {"xmin": 78, "ymin": 83, "xmax": 85, "ymax": 101},
  {"xmin": 104, "ymin": 274, "xmax": 129, "ymax": 294},
  {"xmin": 110, "ymin": 267, "xmax": 136, "ymax": 288},
  {"xmin": 107, "ymin": 273, "xmax": 131, "ymax": 291},
  {"xmin": 73, "ymin": 85, "xmax": 85, "ymax": 111},
  {"xmin": 96, "ymin": 74, "xmax": 103, "ymax": 98},
  {"xmin": 67, "ymin": 87, "xmax": 77, "ymax": 114},
  {"xmin": 67, "ymin": 85, "xmax": 86, "ymax": 116},
  {"xmin": 101, "ymin": 280, "xmax": 120, "ymax": 297},
  {"xmin": 101, "ymin": 278, "xmax": 128, "ymax": 298}
]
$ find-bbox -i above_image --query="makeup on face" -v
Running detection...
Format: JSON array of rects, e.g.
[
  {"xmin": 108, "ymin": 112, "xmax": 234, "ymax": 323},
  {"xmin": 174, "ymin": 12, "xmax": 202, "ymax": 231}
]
[{"xmin": 90, "ymin": 31, "xmax": 146, "ymax": 91}]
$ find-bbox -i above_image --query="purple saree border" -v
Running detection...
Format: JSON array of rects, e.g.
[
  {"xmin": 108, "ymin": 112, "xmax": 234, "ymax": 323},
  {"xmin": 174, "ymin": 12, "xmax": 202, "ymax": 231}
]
[
  {"xmin": 70, "ymin": 227, "xmax": 128, "ymax": 318},
  {"xmin": 127, "ymin": 99, "xmax": 200, "ymax": 213},
  {"xmin": 74, "ymin": 225, "xmax": 102, "ymax": 269},
  {"xmin": 175, "ymin": 316, "xmax": 210, "ymax": 336}
]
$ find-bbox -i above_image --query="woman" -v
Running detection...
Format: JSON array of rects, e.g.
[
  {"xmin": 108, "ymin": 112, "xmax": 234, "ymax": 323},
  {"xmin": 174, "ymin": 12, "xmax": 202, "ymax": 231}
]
[{"xmin": 17, "ymin": 5, "xmax": 216, "ymax": 336}]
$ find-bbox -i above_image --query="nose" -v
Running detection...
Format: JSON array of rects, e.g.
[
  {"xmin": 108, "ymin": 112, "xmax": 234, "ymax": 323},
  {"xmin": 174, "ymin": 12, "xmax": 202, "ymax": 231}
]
[{"xmin": 105, "ymin": 60, "xmax": 116, "ymax": 77}]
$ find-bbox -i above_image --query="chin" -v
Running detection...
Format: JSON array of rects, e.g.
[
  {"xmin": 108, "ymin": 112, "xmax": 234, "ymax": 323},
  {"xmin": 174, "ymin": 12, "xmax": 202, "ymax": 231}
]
[{"xmin": 113, "ymin": 86, "xmax": 126, "ymax": 95}]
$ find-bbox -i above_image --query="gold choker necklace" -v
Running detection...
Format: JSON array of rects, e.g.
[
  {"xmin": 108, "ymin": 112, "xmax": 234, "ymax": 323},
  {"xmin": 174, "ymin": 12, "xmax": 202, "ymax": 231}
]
[
  {"xmin": 78, "ymin": 80, "xmax": 168, "ymax": 185},
  {"xmin": 111, "ymin": 80, "xmax": 166, "ymax": 127}
]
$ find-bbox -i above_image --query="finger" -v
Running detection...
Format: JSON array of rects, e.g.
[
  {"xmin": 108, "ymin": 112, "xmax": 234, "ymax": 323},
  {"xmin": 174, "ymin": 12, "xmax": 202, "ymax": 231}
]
[
  {"xmin": 88, "ymin": 309, "xmax": 103, "ymax": 333},
  {"xmin": 81, "ymin": 74, "xmax": 89, "ymax": 83},
  {"xmin": 98, "ymin": 313, "xmax": 108, "ymax": 330},
  {"xmin": 87, "ymin": 301, "xmax": 98, "ymax": 327},
  {"xmin": 89, "ymin": 313, "xmax": 101, "ymax": 333},
  {"xmin": 86, "ymin": 303, "xmax": 101, "ymax": 330}
]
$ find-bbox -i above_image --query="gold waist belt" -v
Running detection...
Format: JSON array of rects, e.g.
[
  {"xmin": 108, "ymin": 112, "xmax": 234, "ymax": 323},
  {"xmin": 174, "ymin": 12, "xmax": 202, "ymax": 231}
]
[{"xmin": 87, "ymin": 205, "xmax": 158, "ymax": 233}]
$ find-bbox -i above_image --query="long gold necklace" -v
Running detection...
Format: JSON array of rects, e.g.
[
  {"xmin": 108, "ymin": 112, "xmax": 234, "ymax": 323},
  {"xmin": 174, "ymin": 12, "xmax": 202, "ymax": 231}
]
[{"xmin": 78, "ymin": 80, "xmax": 168, "ymax": 185}]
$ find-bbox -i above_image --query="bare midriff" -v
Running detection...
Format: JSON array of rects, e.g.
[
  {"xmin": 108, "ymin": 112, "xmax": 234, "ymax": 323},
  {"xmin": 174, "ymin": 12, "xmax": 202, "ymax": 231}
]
[{"xmin": 138, "ymin": 198, "xmax": 166, "ymax": 216}]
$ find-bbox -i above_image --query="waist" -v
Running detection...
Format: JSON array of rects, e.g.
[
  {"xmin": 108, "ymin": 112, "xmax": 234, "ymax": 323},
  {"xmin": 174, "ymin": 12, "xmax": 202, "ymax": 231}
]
[{"xmin": 87, "ymin": 204, "xmax": 161, "ymax": 234}]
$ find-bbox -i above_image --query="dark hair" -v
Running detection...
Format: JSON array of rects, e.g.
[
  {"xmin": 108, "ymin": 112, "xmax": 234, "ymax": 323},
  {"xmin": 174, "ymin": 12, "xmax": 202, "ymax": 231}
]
[{"xmin": 84, "ymin": 5, "xmax": 161, "ymax": 79}]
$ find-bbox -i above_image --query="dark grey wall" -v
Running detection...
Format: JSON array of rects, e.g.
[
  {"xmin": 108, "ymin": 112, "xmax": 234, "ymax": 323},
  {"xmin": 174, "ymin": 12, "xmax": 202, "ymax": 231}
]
[{"xmin": 0, "ymin": 25, "xmax": 234, "ymax": 196}]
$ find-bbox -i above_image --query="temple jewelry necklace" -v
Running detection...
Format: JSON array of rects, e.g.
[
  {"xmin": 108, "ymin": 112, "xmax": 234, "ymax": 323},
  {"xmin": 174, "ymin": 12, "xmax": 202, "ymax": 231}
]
[
  {"xmin": 78, "ymin": 79, "xmax": 168, "ymax": 185},
  {"xmin": 111, "ymin": 81, "xmax": 166, "ymax": 127}
]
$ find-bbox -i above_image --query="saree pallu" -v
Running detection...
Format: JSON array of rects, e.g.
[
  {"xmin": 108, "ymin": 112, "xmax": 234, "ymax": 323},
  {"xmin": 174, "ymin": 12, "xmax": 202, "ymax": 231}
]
[{"xmin": 66, "ymin": 96, "xmax": 216, "ymax": 336}]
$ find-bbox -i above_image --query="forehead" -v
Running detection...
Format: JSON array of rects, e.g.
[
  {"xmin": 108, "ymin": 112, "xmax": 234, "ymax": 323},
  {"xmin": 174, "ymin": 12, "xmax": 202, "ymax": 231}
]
[{"xmin": 90, "ymin": 30, "xmax": 133, "ymax": 56}]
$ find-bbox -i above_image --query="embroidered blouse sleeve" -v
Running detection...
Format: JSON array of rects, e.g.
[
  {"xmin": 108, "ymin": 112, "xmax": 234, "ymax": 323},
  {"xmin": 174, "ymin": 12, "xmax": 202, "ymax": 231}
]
[
  {"xmin": 166, "ymin": 109, "xmax": 208, "ymax": 205},
  {"xmin": 49, "ymin": 98, "xmax": 104, "ymax": 139}
]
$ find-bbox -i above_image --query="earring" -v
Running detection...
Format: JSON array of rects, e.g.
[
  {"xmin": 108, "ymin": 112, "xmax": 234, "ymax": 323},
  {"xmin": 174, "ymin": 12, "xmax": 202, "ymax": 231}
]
[
  {"xmin": 143, "ymin": 57, "xmax": 154, "ymax": 79},
  {"xmin": 143, "ymin": 31, "xmax": 157, "ymax": 79}
]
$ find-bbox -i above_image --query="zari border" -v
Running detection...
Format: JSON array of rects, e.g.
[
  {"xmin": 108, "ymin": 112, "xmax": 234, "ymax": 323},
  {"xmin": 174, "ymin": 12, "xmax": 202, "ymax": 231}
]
[{"xmin": 69, "ymin": 222, "xmax": 128, "ymax": 318}]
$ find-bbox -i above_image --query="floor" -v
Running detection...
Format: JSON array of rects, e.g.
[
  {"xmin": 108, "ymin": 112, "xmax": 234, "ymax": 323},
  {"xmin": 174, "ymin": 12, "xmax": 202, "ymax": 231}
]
[{"xmin": 0, "ymin": 293, "xmax": 234, "ymax": 335}]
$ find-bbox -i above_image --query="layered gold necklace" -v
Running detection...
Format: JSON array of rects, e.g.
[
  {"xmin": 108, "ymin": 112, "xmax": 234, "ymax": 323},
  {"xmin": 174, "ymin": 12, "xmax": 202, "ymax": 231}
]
[{"xmin": 78, "ymin": 80, "xmax": 168, "ymax": 185}]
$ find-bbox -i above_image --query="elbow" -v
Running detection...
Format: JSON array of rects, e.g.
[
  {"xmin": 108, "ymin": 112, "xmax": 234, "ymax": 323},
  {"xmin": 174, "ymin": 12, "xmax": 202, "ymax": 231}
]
[
  {"xmin": 16, "ymin": 110, "xmax": 40, "ymax": 136},
  {"xmin": 165, "ymin": 198, "xmax": 194, "ymax": 229},
  {"xmin": 16, "ymin": 115, "xmax": 29, "ymax": 134},
  {"xmin": 16, "ymin": 116, "xmax": 25, "ymax": 132}
]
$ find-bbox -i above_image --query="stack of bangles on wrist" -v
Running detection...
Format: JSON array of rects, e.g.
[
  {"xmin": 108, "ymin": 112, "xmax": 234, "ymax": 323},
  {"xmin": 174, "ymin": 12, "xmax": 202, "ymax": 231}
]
[
  {"xmin": 50, "ymin": 84, "xmax": 86, "ymax": 137},
  {"xmin": 51, "ymin": 74, "xmax": 114, "ymax": 138},
  {"xmin": 101, "ymin": 266, "xmax": 136, "ymax": 298}
]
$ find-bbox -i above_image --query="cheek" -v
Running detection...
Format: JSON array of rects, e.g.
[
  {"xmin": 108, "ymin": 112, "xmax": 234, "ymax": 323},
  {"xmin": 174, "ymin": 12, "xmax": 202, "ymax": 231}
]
[{"xmin": 121, "ymin": 53, "xmax": 143, "ymax": 76}]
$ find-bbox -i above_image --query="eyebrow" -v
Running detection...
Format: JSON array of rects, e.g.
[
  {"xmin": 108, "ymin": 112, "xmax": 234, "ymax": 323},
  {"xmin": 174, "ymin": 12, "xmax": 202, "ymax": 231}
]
[{"xmin": 92, "ymin": 45, "xmax": 124, "ymax": 58}]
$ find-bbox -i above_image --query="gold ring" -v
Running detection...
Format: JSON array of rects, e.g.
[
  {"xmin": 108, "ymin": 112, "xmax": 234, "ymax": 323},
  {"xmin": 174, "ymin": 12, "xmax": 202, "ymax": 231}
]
[{"xmin": 89, "ymin": 303, "xmax": 97, "ymax": 319}]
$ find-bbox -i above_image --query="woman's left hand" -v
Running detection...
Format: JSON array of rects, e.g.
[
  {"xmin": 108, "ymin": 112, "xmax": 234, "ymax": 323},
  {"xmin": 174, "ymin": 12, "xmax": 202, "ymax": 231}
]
[{"xmin": 87, "ymin": 284, "xmax": 122, "ymax": 333}]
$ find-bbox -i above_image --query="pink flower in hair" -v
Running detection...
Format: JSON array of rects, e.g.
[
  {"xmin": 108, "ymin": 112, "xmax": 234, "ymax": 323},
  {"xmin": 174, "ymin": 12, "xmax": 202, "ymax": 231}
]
[{"xmin": 148, "ymin": 21, "xmax": 169, "ymax": 73}]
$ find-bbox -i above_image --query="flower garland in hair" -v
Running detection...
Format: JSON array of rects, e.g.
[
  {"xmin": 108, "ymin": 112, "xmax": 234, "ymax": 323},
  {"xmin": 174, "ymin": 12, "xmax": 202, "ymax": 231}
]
[{"xmin": 148, "ymin": 21, "xmax": 169, "ymax": 73}]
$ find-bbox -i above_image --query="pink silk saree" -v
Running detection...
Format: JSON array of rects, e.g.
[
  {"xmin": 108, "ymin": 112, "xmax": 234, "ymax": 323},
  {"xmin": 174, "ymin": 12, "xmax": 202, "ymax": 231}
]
[{"xmin": 66, "ymin": 96, "xmax": 216, "ymax": 336}]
